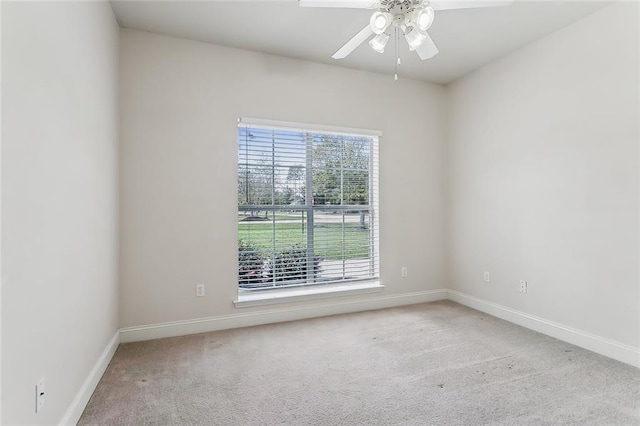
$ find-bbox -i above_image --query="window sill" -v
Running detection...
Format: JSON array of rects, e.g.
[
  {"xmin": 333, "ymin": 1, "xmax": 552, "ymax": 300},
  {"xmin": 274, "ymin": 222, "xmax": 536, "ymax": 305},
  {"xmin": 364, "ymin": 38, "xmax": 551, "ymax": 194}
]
[{"xmin": 233, "ymin": 281, "xmax": 384, "ymax": 308}]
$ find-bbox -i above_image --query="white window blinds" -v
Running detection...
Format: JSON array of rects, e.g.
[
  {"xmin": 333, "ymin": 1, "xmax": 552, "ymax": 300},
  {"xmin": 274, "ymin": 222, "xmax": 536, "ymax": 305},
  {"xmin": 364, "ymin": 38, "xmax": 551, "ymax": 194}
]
[{"xmin": 237, "ymin": 119, "xmax": 379, "ymax": 290}]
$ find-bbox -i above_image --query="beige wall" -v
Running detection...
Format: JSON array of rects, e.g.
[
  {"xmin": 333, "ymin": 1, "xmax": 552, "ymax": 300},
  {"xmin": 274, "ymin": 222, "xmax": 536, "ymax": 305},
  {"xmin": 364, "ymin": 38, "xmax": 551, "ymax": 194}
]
[
  {"xmin": 1, "ymin": 2, "xmax": 119, "ymax": 424},
  {"xmin": 447, "ymin": 2, "xmax": 639, "ymax": 348},
  {"xmin": 119, "ymin": 29, "xmax": 447, "ymax": 328}
]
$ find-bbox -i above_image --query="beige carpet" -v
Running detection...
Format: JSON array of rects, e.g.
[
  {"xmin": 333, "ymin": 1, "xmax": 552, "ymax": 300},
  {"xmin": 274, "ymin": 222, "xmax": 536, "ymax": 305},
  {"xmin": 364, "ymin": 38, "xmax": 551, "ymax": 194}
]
[{"xmin": 79, "ymin": 301, "xmax": 640, "ymax": 425}]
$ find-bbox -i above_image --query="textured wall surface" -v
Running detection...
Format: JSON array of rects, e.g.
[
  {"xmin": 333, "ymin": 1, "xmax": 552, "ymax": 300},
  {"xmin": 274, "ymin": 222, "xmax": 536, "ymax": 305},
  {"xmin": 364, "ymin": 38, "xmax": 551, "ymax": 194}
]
[
  {"xmin": 119, "ymin": 29, "xmax": 447, "ymax": 327},
  {"xmin": 1, "ymin": 2, "xmax": 120, "ymax": 423},
  {"xmin": 447, "ymin": 3, "xmax": 639, "ymax": 347}
]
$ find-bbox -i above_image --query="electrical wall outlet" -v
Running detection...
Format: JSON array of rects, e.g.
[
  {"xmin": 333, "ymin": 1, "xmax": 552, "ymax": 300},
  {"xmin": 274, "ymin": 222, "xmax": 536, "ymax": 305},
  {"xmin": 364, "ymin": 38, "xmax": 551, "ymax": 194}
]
[
  {"xmin": 36, "ymin": 378, "xmax": 45, "ymax": 413},
  {"xmin": 401, "ymin": 267, "xmax": 408, "ymax": 278},
  {"xmin": 483, "ymin": 271, "xmax": 490, "ymax": 283},
  {"xmin": 519, "ymin": 280, "xmax": 527, "ymax": 294},
  {"xmin": 196, "ymin": 284, "xmax": 205, "ymax": 297}
]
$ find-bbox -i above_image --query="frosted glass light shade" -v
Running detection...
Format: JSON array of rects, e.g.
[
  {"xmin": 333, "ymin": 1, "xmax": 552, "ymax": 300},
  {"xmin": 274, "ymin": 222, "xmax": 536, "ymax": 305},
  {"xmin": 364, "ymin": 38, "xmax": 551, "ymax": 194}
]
[
  {"xmin": 370, "ymin": 11, "xmax": 392, "ymax": 35},
  {"xmin": 404, "ymin": 27, "xmax": 426, "ymax": 50},
  {"xmin": 415, "ymin": 6, "xmax": 434, "ymax": 32},
  {"xmin": 368, "ymin": 33, "xmax": 390, "ymax": 53}
]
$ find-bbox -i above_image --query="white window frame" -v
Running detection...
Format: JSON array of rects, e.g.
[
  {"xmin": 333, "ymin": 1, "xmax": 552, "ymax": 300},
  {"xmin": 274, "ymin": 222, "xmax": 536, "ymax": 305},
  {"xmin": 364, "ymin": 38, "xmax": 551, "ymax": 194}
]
[{"xmin": 235, "ymin": 118, "xmax": 382, "ymax": 307}]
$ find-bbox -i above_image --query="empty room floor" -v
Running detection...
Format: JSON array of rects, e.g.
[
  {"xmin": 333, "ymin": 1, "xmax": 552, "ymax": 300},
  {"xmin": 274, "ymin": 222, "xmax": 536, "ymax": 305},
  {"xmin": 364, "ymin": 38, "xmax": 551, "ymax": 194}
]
[{"xmin": 79, "ymin": 301, "xmax": 639, "ymax": 425}]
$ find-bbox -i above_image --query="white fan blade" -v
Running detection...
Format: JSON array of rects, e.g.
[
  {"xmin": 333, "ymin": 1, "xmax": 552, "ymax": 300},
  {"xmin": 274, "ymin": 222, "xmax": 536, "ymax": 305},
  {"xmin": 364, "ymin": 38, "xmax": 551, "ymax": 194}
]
[
  {"xmin": 415, "ymin": 32, "xmax": 439, "ymax": 60},
  {"xmin": 430, "ymin": 0, "xmax": 513, "ymax": 11},
  {"xmin": 332, "ymin": 25, "xmax": 374, "ymax": 59},
  {"xmin": 299, "ymin": 0, "xmax": 378, "ymax": 8}
]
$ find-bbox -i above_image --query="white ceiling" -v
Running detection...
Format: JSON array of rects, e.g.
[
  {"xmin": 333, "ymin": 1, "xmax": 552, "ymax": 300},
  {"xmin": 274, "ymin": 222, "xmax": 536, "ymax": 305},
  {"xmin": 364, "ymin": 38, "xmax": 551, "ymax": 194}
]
[{"xmin": 110, "ymin": 0, "xmax": 610, "ymax": 84}]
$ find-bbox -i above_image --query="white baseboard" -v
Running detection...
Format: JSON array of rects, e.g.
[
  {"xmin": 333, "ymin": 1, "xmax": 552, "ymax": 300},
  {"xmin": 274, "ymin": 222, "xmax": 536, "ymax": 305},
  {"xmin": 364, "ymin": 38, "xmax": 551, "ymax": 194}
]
[
  {"xmin": 120, "ymin": 289, "xmax": 448, "ymax": 343},
  {"xmin": 447, "ymin": 290, "xmax": 640, "ymax": 368},
  {"xmin": 59, "ymin": 330, "xmax": 120, "ymax": 426}
]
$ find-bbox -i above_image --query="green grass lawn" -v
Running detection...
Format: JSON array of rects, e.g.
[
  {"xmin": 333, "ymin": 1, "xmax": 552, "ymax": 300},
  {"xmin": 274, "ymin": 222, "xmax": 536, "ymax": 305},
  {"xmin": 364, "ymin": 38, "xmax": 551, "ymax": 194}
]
[{"xmin": 238, "ymin": 221, "xmax": 370, "ymax": 260}]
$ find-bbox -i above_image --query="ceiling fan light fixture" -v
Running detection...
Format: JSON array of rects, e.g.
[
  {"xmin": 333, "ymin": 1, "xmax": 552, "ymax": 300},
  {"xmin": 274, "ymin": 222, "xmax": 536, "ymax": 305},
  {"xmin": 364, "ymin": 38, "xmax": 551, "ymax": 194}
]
[
  {"xmin": 413, "ymin": 6, "xmax": 435, "ymax": 32},
  {"xmin": 368, "ymin": 32, "xmax": 390, "ymax": 53},
  {"xmin": 369, "ymin": 11, "xmax": 391, "ymax": 34},
  {"xmin": 404, "ymin": 27, "xmax": 426, "ymax": 51}
]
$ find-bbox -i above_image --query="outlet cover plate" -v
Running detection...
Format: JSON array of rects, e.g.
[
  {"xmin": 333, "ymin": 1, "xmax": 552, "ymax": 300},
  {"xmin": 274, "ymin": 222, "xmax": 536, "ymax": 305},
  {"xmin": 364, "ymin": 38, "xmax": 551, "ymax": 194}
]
[
  {"xmin": 196, "ymin": 284, "xmax": 205, "ymax": 297},
  {"xmin": 519, "ymin": 280, "xmax": 527, "ymax": 293}
]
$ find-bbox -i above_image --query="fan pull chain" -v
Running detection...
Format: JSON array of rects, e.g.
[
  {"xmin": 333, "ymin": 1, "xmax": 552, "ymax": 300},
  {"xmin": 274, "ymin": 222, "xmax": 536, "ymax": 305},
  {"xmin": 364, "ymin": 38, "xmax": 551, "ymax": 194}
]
[{"xmin": 394, "ymin": 25, "xmax": 399, "ymax": 81}]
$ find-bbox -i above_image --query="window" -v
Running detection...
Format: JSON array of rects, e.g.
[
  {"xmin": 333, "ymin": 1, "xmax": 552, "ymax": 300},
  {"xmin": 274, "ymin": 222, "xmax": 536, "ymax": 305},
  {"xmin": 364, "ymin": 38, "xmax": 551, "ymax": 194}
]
[{"xmin": 237, "ymin": 118, "xmax": 379, "ymax": 293}]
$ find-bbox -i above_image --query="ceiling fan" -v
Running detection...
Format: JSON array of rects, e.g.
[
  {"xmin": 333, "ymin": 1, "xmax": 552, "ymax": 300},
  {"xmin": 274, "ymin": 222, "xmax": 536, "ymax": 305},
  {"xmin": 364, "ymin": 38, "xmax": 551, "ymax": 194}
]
[{"xmin": 299, "ymin": 0, "xmax": 513, "ymax": 62}]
